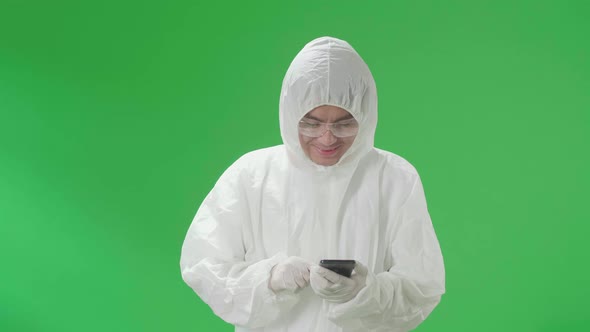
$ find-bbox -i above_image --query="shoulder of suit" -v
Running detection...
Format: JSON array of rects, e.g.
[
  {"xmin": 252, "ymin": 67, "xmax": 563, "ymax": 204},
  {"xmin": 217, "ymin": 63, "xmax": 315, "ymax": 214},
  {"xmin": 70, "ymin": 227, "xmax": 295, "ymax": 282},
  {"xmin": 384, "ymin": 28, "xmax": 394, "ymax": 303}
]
[
  {"xmin": 221, "ymin": 145, "xmax": 286, "ymax": 177},
  {"xmin": 372, "ymin": 148, "xmax": 420, "ymax": 178}
]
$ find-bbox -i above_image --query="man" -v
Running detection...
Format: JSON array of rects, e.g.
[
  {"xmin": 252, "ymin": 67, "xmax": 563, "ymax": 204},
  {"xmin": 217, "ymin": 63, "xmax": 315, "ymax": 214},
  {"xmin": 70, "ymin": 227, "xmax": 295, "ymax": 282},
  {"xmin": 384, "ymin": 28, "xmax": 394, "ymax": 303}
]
[{"xmin": 180, "ymin": 36, "xmax": 445, "ymax": 331}]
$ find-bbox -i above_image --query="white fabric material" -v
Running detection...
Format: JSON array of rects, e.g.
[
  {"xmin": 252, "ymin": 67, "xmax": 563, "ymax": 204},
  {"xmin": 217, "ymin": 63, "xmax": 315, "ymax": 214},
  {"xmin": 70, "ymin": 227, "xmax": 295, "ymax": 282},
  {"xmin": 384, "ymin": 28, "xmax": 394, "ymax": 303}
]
[
  {"xmin": 310, "ymin": 263, "xmax": 368, "ymax": 304},
  {"xmin": 180, "ymin": 36, "xmax": 445, "ymax": 332},
  {"xmin": 269, "ymin": 256, "xmax": 312, "ymax": 293}
]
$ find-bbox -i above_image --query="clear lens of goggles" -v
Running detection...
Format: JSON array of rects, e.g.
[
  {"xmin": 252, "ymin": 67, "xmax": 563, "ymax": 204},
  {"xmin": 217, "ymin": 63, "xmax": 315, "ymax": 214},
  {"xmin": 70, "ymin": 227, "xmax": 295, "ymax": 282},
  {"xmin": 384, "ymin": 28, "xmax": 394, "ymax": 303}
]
[{"xmin": 298, "ymin": 118, "xmax": 359, "ymax": 138}]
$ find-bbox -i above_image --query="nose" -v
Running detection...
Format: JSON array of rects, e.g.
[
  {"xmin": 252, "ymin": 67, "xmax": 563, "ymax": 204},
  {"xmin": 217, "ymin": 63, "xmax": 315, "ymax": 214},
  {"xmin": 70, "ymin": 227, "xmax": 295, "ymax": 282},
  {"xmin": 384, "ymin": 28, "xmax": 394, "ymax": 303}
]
[{"xmin": 317, "ymin": 129, "xmax": 338, "ymax": 145}]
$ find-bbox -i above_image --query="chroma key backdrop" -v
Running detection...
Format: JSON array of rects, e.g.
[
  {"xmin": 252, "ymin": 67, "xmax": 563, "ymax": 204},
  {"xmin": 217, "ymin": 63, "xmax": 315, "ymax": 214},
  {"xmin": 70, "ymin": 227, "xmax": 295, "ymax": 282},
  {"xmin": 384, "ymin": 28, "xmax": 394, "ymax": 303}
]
[{"xmin": 1, "ymin": 1, "xmax": 589, "ymax": 331}]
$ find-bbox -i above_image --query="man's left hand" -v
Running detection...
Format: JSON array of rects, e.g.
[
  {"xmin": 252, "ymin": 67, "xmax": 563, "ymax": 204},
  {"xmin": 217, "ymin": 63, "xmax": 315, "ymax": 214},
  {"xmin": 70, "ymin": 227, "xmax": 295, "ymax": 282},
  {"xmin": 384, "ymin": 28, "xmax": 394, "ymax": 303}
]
[{"xmin": 310, "ymin": 261, "xmax": 368, "ymax": 303}]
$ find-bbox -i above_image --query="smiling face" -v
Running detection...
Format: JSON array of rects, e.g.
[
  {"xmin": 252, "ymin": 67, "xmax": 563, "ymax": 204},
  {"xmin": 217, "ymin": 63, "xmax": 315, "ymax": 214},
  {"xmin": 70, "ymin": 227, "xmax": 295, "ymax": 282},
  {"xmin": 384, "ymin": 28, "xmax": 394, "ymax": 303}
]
[{"xmin": 298, "ymin": 105, "xmax": 357, "ymax": 166}]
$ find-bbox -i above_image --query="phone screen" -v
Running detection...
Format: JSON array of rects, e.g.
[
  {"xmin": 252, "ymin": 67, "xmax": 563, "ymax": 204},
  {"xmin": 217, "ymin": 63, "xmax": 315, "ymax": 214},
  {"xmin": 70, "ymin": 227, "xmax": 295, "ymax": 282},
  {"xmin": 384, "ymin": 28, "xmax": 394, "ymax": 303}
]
[{"xmin": 319, "ymin": 259, "xmax": 356, "ymax": 278}]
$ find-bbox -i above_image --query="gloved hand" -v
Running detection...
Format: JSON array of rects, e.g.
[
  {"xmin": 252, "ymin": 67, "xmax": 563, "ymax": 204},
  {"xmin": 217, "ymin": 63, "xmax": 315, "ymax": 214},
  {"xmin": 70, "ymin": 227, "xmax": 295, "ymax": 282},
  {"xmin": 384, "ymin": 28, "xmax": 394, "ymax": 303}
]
[
  {"xmin": 269, "ymin": 256, "xmax": 312, "ymax": 293},
  {"xmin": 310, "ymin": 261, "xmax": 368, "ymax": 303}
]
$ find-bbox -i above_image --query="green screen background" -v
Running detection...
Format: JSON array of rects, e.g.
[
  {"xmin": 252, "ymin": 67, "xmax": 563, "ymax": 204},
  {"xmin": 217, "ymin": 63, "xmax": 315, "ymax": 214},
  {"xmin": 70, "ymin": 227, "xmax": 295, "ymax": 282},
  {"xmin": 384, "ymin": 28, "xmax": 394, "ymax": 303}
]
[{"xmin": 1, "ymin": 0, "xmax": 588, "ymax": 331}]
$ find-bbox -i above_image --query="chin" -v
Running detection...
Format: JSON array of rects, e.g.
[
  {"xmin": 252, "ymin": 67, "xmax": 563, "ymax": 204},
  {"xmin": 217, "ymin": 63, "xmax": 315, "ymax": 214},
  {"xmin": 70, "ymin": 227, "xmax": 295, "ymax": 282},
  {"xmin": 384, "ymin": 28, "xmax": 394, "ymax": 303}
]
[{"xmin": 311, "ymin": 155, "xmax": 341, "ymax": 166}]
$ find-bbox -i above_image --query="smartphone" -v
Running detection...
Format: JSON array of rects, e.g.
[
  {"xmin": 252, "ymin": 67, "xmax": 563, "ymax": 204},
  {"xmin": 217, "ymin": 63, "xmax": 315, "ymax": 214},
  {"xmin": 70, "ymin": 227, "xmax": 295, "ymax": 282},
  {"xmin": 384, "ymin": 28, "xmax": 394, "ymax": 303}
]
[{"xmin": 319, "ymin": 259, "xmax": 356, "ymax": 278}]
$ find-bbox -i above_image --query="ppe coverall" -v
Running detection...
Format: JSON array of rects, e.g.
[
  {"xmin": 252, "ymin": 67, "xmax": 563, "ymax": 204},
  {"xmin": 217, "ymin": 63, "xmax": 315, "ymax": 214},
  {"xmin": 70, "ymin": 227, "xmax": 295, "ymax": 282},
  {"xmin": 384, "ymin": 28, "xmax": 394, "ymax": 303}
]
[{"xmin": 180, "ymin": 36, "xmax": 445, "ymax": 332}]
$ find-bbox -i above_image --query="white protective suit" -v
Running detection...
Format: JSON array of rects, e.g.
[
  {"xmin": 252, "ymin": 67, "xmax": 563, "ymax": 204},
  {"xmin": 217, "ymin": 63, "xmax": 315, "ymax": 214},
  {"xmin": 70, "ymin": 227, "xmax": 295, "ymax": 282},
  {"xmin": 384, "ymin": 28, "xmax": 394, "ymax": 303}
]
[{"xmin": 180, "ymin": 36, "xmax": 445, "ymax": 332}]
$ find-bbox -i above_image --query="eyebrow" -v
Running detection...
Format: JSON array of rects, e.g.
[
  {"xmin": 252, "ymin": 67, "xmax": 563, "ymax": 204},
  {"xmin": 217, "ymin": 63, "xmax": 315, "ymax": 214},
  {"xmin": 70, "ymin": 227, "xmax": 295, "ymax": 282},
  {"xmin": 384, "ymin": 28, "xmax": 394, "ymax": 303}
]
[{"xmin": 303, "ymin": 113, "xmax": 354, "ymax": 122}]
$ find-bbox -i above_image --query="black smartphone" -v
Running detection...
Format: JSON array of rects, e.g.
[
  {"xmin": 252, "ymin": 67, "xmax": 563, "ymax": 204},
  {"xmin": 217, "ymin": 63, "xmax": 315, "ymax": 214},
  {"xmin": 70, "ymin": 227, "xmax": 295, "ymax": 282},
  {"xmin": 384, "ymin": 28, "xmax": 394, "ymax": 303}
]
[{"xmin": 319, "ymin": 259, "xmax": 356, "ymax": 278}]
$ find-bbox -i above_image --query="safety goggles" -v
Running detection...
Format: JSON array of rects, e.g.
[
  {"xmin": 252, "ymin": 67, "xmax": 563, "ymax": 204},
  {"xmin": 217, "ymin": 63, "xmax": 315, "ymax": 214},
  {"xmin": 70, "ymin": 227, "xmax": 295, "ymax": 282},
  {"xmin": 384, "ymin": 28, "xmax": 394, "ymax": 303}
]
[{"xmin": 298, "ymin": 117, "xmax": 359, "ymax": 138}]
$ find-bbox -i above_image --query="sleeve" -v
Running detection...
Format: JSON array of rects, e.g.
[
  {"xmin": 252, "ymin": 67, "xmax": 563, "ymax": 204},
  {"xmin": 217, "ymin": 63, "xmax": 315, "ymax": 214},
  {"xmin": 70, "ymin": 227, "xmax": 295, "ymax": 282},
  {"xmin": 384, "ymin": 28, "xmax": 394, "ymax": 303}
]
[
  {"xmin": 326, "ymin": 176, "xmax": 446, "ymax": 332},
  {"xmin": 179, "ymin": 161, "xmax": 301, "ymax": 328}
]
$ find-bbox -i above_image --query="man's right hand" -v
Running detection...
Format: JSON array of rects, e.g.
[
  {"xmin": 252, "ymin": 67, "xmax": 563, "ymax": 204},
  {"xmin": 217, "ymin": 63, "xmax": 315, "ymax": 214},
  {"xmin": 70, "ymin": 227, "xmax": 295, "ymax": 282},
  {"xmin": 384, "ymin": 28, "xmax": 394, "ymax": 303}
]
[{"xmin": 269, "ymin": 256, "xmax": 312, "ymax": 293}]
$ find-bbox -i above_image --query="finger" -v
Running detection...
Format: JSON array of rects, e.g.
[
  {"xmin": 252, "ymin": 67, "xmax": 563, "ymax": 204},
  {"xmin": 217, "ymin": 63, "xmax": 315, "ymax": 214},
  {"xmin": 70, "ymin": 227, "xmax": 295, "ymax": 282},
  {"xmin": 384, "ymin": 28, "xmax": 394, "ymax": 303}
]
[
  {"xmin": 297, "ymin": 263, "xmax": 311, "ymax": 274},
  {"xmin": 310, "ymin": 265, "xmax": 328, "ymax": 279},
  {"xmin": 294, "ymin": 273, "xmax": 307, "ymax": 288},
  {"xmin": 303, "ymin": 270, "xmax": 310, "ymax": 282},
  {"xmin": 284, "ymin": 273, "xmax": 298, "ymax": 290},
  {"xmin": 329, "ymin": 284, "xmax": 354, "ymax": 295},
  {"xmin": 310, "ymin": 269, "xmax": 329, "ymax": 290},
  {"xmin": 353, "ymin": 261, "xmax": 368, "ymax": 276},
  {"xmin": 310, "ymin": 266, "xmax": 336, "ymax": 285},
  {"xmin": 318, "ymin": 267, "xmax": 343, "ymax": 284}
]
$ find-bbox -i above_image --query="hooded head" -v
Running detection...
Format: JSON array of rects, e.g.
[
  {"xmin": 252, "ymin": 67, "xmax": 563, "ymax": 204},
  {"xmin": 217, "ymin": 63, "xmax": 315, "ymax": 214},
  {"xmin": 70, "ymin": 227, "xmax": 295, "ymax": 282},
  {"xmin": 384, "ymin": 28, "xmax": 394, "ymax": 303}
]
[{"xmin": 279, "ymin": 36, "xmax": 378, "ymax": 170}]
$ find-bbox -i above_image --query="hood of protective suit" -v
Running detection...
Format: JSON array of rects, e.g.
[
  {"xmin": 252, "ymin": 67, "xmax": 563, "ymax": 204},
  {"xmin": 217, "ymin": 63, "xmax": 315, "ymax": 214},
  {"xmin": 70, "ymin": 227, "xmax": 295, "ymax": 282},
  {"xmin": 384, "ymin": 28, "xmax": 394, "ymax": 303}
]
[{"xmin": 279, "ymin": 36, "xmax": 378, "ymax": 169}]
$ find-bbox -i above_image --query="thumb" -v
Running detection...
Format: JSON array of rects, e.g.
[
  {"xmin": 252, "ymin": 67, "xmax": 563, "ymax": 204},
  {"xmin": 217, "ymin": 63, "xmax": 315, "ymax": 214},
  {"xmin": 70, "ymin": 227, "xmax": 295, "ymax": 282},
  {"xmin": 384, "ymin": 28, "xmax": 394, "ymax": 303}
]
[
  {"xmin": 317, "ymin": 266, "xmax": 343, "ymax": 283},
  {"xmin": 353, "ymin": 261, "xmax": 368, "ymax": 277}
]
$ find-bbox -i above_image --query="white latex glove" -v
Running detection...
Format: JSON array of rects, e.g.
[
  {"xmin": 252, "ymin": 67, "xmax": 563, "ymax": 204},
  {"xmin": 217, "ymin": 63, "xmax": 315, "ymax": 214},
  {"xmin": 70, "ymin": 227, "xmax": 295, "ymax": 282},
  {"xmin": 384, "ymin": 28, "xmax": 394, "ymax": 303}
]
[
  {"xmin": 310, "ymin": 261, "xmax": 368, "ymax": 303},
  {"xmin": 269, "ymin": 256, "xmax": 312, "ymax": 293}
]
